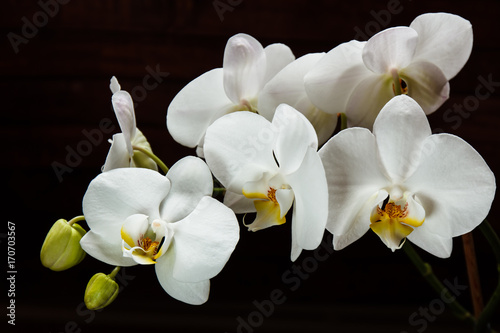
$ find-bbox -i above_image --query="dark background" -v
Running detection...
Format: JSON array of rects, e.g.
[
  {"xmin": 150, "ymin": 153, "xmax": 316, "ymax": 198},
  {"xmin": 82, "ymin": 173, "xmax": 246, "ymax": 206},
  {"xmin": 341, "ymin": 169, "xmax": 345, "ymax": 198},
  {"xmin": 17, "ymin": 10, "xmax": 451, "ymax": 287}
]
[{"xmin": 2, "ymin": 1, "xmax": 500, "ymax": 332}]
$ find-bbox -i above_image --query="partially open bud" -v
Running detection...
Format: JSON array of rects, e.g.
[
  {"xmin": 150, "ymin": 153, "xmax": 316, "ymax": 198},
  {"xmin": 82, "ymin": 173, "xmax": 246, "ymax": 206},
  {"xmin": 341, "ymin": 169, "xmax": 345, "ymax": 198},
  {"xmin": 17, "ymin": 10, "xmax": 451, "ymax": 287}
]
[
  {"xmin": 40, "ymin": 218, "xmax": 86, "ymax": 271},
  {"xmin": 84, "ymin": 270, "xmax": 120, "ymax": 310}
]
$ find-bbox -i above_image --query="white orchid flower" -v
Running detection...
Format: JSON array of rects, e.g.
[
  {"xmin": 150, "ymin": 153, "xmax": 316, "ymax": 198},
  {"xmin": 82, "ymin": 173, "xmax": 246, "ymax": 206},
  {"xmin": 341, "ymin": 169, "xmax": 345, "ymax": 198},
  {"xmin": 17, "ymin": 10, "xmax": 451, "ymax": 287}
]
[
  {"xmin": 102, "ymin": 76, "xmax": 157, "ymax": 171},
  {"xmin": 80, "ymin": 156, "xmax": 240, "ymax": 304},
  {"xmin": 167, "ymin": 33, "xmax": 295, "ymax": 156},
  {"xmin": 204, "ymin": 104, "xmax": 328, "ymax": 261},
  {"xmin": 305, "ymin": 13, "xmax": 473, "ymax": 128},
  {"xmin": 258, "ymin": 53, "xmax": 338, "ymax": 145},
  {"xmin": 319, "ymin": 95, "xmax": 495, "ymax": 258}
]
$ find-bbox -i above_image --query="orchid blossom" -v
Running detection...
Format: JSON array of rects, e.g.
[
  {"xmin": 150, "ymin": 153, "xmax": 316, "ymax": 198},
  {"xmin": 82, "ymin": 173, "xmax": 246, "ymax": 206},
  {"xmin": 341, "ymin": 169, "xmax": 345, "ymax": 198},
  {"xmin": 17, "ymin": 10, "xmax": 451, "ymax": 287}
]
[
  {"xmin": 204, "ymin": 104, "xmax": 328, "ymax": 261},
  {"xmin": 258, "ymin": 53, "xmax": 338, "ymax": 145},
  {"xmin": 319, "ymin": 95, "xmax": 495, "ymax": 257},
  {"xmin": 167, "ymin": 33, "xmax": 294, "ymax": 156},
  {"xmin": 80, "ymin": 156, "xmax": 240, "ymax": 304},
  {"xmin": 305, "ymin": 13, "xmax": 473, "ymax": 128},
  {"xmin": 102, "ymin": 76, "xmax": 157, "ymax": 171}
]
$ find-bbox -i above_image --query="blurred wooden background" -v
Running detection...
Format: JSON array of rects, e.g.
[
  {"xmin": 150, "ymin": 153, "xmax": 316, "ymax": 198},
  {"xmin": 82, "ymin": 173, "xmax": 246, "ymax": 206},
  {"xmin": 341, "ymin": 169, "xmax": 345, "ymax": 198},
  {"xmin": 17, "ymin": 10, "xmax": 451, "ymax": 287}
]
[{"xmin": 2, "ymin": 1, "xmax": 499, "ymax": 332}]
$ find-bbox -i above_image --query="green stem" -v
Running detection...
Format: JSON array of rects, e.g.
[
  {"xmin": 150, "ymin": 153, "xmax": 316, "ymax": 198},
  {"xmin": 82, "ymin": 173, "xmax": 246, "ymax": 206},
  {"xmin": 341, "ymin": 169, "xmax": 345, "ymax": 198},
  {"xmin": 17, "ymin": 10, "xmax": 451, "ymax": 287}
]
[
  {"xmin": 339, "ymin": 113, "xmax": 348, "ymax": 131},
  {"xmin": 68, "ymin": 215, "xmax": 85, "ymax": 226},
  {"xmin": 403, "ymin": 242, "xmax": 475, "ymax": 326},
  {"xmin": 108, "ymin": 266, "xmax": 121, "ymax": 280},
  {"xmin": 476, "ymin": 220, "xmax": 500, "ymax": 333},
  {"xmin": 132, "ymin": 145, "xmax": 169, "ymax": 174},
  {"xmin": 213, "ymin": 187, "xmax": 226, "ymax": 195}
]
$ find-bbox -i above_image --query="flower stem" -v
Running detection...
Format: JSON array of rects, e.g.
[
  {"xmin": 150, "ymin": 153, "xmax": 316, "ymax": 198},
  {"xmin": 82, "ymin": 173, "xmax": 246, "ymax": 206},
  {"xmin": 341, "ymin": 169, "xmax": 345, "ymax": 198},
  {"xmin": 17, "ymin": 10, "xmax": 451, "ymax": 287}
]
[
  {"xmin": 67, "ymin": 215, "xmax": 85, "ymax": 226},
  {"xmin": 338, "ymin": 113, "xmax": 348, "ymax": 131},
  {"xmin": 108, "ymin": 266, "xmax": 121, "ymax": 280},
  {"xmin": 213, "ymin": 187, "xmax": 226, "ymax": 196},
  {"xmin": 132, "ymin": 145, "xmax": 169, "ymax": 174},
  {"xmin": 462, "ymin": 232, "xmax": 484, "ymax": 318},
  {"xmin": 475, "ymin": 220, "xmax": 500, "ymax": 333},
  {"xmin": 403, "ymin": 241, "xmax": 475, "ymax": 326}
]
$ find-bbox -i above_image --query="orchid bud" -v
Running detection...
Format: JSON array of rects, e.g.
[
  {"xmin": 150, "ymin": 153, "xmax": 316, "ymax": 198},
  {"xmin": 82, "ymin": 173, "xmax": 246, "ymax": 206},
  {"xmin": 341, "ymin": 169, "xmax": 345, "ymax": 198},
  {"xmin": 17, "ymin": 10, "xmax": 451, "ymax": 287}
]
[
  {"xmin": 84, "ymin": 271, "xmax": 120, "ymax": 310},
  {"xmin": 131, "ymin": 130, "xmax": 158, "ymax": 170},
  {"xmin": 40, "ymin": 218, "xmax": 86, "ymax": 271}
]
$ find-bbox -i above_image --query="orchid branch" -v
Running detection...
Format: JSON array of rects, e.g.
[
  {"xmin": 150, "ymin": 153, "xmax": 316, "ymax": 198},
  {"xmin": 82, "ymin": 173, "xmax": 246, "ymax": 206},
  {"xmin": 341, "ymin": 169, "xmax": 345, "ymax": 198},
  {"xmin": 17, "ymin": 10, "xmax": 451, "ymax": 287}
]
[
  {"xmin": 475, "ymin": 220, "xmax": 500, "ymax": 333},
  {"xmin": 403, "ymin": 241, "xmax": 475, "ymax": 326},
  {"xmin": 132, "ymin": 145, "xmax": 169, "ymax": 174},
  {"xmin": 67, "ymin": 215, "xmax": 86, "ymax": 226},
  {"xmin": 462, "ymin": 232, "xmax": 484, "ymax": 318}
]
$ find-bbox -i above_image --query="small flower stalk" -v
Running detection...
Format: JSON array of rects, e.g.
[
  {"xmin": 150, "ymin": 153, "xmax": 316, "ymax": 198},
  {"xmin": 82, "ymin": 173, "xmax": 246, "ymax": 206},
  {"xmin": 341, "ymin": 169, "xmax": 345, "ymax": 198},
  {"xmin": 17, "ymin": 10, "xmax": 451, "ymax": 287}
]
[
  {"xmin": 84, "ymin": 268, "xmax": 120, "ymax": 310},
  {"xmin": 40, "ymin": 217, "xmax": 87, "ymax": 271}
]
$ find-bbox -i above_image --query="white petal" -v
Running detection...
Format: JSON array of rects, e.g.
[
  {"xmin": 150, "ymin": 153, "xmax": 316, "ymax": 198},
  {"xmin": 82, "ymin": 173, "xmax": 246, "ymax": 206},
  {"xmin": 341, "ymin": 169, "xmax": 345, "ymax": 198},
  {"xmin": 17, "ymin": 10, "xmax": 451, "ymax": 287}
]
[
  {"xmin": 80, "ymin": 231, "xmax": 137, "ymax": 267},
  {"xmin": 273, "ymin": 104, "xmax": 318, "ymax": 175},
  {"xmin": 275, "ymin": 188, "xmax": 294, "ymax": 219},
  {"xmin": 362, "ymin": 27, "xmax": 418, "ymax": 74},
  {"xmin": 263, "ymin": 43, "xmax": 295, "ymax": 84},
  {"xmin": 407, "ymin": 228, "xmax": 453, "ymax": 258},
  {"xmin": 171, "ymin": 196, "xmax": 239, "ymax": 283},
  {"xmin": 161, "ymin": 156, "xmax": 213, "ymax": 222},
  {"xmin": 304, "ymin": 40, "xmax": 370, "ymax": 115},
  {"xmin": 109, "ymin": 76, "xmax": 121, "ymax": 94},
  {"xmin": 405, "ymin": 133, "xmax": 496, "ymax": 238},
  {"xmin": 319, "ymin": 127, "xmax": 389, "ymax": 238},
  {"xmin": 82, "ymin": 168, "xmax": 170, "ymax": 241},
  {"xmin": 204, "ymin": 111, "xmax": 277, "ymax": 192},
  {"xmin": 223, "ymin": 33, "xmax": 266, "ymax": 104},
  {"xmin": 286, "ymin": 148, "xmax": 328, "ymax": 251},
  {"xmin": 166, "ymin": 68, "xmax": 235, "ymax": 148},
  {"xmin": 120, "ymin": 214, "xmax": 149, "ymax": 248},
  {"xmin": 290, "ymin": 226, "xmax": 302, "ymax": 261},
  {"xmin": 259, "ymin": 53, "xmax": 337, "ymax": 145},
  {"xmin": 373, "ymin": 95, "xmax": 432, "ymax": 182},
  {"xmin": 102, "ymin": 133, "xmax": 131, "ymax": 172},
  {"xmin": 410, "ymin": 13, "xmax": 473, "ymax": 80},
  {"xmin": 290, "ymin": 202, "xmax": 302, "ymax": 262},
  {"xmin": 259, "ymin": 53, "xmax": 324, "ymax": 119},
  {"xmin": 155, "ymin": 248, "xmax": 210, "ymax": 305},
  {"xmin": 401, "ymin": 61, "xmax": 449, "ymax": 115},
  {"xmin": 223, "ymin": 190, "xmax": 256, "ymax": 214},
  {"xmin": 112, "ymin": 90, "xmax": 136, "ymax": 156},
  {"xmin": 242, "ymin": 171, "xmax": 274, "ymax": 198},
  {"xmin": 403, "ymin": 193, "xmax": 426, "ymax": 225},
  {"xmin": 333, "ymin": 191, "xmax": 388, "ymax": 250},
  {"xmin": 344, "ymin": 72, "xmax": 394, "ymax": 128}
]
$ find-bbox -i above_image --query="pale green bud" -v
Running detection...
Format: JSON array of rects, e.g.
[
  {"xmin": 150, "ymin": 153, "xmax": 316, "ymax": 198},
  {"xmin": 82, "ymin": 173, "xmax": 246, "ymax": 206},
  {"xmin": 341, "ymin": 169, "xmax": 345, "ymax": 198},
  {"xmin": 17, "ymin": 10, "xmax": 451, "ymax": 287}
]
[
  {"xmin": 40, "ymin": 218, "xmax": 86, "ymax": 271},
  {"xmin": 84, "ymin": 272, "xmax": 120, "ymax": 310},
  {"xmin": 132, "ymin": 129, "xmax": 158, "ymax": 170}
]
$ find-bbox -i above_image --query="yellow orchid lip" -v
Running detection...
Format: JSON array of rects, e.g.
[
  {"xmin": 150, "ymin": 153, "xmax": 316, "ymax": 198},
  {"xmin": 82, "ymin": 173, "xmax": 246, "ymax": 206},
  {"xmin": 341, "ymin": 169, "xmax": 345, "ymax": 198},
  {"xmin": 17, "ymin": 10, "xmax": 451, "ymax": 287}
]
[
  {"xmin": 370, "ymin": 198, "xmax": 425, "ymax": 251},
  {"xmin": 120, "ymin": 217, "xmax": 168, "ymax": 265},
  {"xmin": 243, "ymin": 186, "xmax": 287, "ymax": 231}
]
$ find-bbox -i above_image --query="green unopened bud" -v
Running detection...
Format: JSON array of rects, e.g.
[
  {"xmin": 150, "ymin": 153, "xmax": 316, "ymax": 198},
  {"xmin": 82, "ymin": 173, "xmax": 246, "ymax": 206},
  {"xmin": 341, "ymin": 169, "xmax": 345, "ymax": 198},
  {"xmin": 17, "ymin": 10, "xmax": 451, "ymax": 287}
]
[
  {"xmin": 40, "ymin": 218, "xmax": 86, "ymax": 271},
  {"xmin": 84, "ymin": 268, "xmax": 120, "ymax": 310}
]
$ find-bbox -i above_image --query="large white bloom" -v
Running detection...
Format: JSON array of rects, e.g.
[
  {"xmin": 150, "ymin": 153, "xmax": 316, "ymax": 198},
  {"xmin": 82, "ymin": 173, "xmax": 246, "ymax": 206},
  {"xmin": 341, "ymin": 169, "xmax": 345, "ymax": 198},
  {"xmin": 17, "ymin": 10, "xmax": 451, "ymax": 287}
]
[
  {"xmin": 80, "ymin": 156, "xmax": 240, "ymax": 304},
  {"xmin": 167, "ymin": 33, "xmax": 294, "ymax": 156},
  {"xmin": 103, "ymin": 76, "xmax": 157, "ymax": 171},
  {"xmin": 258, "ymin": 53, "xmax": 338, "ymax": 145},
  {"xmin": 319, "ymin": 95, "xmax": 495, "ymax": 258},
  {"xmin": 204, "ymin": 104, "xmax": 328, "ymax": 261},
  {"xmin": 305, "ymin": 13, "xmax": 473, "ymax": 128}
]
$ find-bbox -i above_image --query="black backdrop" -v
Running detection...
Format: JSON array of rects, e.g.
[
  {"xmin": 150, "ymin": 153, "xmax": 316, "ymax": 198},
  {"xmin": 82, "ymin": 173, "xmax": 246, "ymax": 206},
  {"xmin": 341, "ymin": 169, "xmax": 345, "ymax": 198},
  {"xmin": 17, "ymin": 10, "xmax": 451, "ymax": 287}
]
[{"xmin": 2, "ymin": 1, "xmax": 500, "ymax": 332}]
